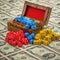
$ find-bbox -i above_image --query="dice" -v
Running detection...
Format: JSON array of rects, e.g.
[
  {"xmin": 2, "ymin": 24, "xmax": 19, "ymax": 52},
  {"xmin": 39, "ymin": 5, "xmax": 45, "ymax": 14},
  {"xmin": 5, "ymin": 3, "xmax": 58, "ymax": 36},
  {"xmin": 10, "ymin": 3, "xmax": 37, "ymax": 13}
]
[
  {"xmin": 24, "ymin": 32, "xmax": 29, "ymax": 37},
  {"xmin": 31, "ymin": 25, "xmax": 36, "ymax": 30},
  {"xmin": 33, "ymin": 39, "xmax": 42, "ymax": 45},
  {"xmin": 5, "ymin": 30, "xmax": 29, "ymax": 47},
  {"xmin": 17, "ymin": 41, "xmax": 22, "ymax": 47},
  {"xmin": 14, "ymin": 16, "xmax": 36, "ymax": 30},
  {"xmin": 42, "ymin": 40, "xmax": 51, "ymax": 45},
  {"xmin": 23, "ymin": 38, "xmax": 29, "ymax": 45},
  {"xmin": 25, "ymin": 24, "xmax": 30, "ymax": 29},
  {"xmin": 24, "ymin": 32, "xmax": 35, "ymax": 44},
  {"xmin": 27, "ymin": 33, "xmax": 35, "ymax": 40},
  {"xmin": 28, "ymin": 38, "xmax": 34, "ymax": 44},
  {"xmin": 34, "ymin": 29, "xmax": 60, "ymax": 45}
]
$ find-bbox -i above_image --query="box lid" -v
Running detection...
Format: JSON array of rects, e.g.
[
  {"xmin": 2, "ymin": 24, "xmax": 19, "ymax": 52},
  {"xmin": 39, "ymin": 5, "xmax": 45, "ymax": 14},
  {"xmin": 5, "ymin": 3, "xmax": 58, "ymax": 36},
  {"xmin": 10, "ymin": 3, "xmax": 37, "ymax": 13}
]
[{"xmin": 21, "ymin": 1, "xmax": 52, "ymax": 26}]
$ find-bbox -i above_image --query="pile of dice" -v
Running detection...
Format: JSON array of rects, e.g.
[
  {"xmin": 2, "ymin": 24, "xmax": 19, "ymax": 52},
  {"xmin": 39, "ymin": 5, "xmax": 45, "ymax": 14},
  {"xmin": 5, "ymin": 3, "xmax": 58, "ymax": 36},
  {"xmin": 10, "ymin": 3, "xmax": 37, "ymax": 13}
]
[
  {"xmin": 34, "ymin": 29, "xmax": 60, "ymax": 45},
  {"xmin": 5, "ymin": 29, "xmax": 60, "ymax": 47},
  {"xmin": 14, "ymin": 16, "xmax": 36, "ymax": 30},
  {"xmin": 5, "ymin": 30, "xmax": 29, "ymax": 47},
  {"xmin": 24, "ymin": 32, "xmax": 35, "ymax": 44},
  {"xmin": 5, "ymin": 15, "xmax": 60, "ymax": 47}
]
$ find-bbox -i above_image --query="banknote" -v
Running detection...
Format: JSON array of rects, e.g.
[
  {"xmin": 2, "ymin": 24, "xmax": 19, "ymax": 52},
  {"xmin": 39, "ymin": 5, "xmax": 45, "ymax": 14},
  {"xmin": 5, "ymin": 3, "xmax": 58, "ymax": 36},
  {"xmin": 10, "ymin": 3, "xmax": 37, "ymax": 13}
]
[{"xmin": 0, "ymin": 0, "xmax": 60, "ymax": 60}]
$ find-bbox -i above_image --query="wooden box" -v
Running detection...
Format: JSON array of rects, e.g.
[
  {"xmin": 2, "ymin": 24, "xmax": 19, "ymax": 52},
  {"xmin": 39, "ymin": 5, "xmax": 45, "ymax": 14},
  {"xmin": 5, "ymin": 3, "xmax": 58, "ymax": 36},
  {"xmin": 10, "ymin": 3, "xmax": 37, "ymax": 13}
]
[{"xmin": 7, "ymin": 1, "xmax": 52, "ymax": 33}]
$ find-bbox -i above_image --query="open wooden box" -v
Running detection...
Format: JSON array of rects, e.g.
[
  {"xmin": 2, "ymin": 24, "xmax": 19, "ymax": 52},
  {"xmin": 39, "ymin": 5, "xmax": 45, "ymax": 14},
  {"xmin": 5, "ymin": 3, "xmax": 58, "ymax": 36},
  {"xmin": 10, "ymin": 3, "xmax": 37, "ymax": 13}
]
[{"xmin": 7, "ymin": 1, "xmax": 52, "ymax": 33}]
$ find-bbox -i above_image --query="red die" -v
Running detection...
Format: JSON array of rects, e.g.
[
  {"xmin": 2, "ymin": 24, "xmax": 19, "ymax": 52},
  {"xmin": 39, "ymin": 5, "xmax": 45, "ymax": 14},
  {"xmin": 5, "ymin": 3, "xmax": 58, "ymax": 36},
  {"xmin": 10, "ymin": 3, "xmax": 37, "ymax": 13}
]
[
  {"xmin": 5, "ymin": 31, "xmax": 16, "ymax": 41},
  {"xmin": 8, "ymin": 40, "xmax": 13, "ymax": 45},
  {"xmin": 22, "ymin": 38, "xmax": 29, "ymax": 45},
  {"xmin": 12, "ymin": 41, "xmax": 17, "ymax": 46},
  {"xmin": 17, "ymin": 41, "xmax": 22, "ymax": 47},
  {"xmin": 24, "ymin": 38, "xmax": 29, "ymax": 45}
]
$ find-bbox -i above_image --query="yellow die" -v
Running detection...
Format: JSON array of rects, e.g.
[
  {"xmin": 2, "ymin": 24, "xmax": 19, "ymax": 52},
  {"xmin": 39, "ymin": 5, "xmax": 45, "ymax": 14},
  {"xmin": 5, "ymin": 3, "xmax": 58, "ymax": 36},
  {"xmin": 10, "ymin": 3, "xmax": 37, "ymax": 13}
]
[
  {"xmin": 53, "ymin": 34, "xmax": 60, "ymax": 40},
  {"xmin": 40, "ymin": 35, "xmax": 45, "ymax": 39},
  {"xmin": 33, "ymin": 39, "xmax": 42, "ymax": 45},
  {"xmin": 36, "ymin": 33, "xmax": 40, "ymax": 37},
  {"xmin": 51, "ymin": 32, "xmax": 59, "ymax": 40},
  {"xmin": 44, "ymin": 35, "xmax": 51, "ymax": 41},
  {"xmin": 39, "ymin": 39, "xmax": 43, "ymax": 44},
  {"xmin": 34, "ymin": 36, "xmax": 40, "ymax": 39},
  {"xmin": 33, "ymin": 40, "xmax": 39, "ymax": 45},
  {"xmin": 42, "ymin": 40, "xmax": 51, "ymax": 45},
  {"xmin": 35, "ymin": 33, "xmax": 40, "ymax": 39},
  {"xmin": 46, "ymin": 29, "xmax": 52, "ymax": 34}
]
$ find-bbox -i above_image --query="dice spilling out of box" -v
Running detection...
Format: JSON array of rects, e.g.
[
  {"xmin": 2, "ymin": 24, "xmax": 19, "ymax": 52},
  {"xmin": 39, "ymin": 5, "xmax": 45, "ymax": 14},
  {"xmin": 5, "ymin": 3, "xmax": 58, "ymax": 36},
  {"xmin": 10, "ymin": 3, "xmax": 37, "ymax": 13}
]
[
  {"xmin": 5, "ymin": 1, "xmax": 60, "ymax": 47},
  {"xmin": 7, "ymin": 1, "xmax": 52, "ymax": 33}
]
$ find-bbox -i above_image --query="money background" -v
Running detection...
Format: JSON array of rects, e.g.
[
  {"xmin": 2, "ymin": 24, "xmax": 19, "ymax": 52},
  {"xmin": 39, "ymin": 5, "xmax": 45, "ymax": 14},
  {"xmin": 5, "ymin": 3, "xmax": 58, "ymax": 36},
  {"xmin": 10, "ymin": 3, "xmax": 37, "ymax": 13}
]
[{"xmin": 0, "ymin": 0, "xmax": 60, "ymax": 60}]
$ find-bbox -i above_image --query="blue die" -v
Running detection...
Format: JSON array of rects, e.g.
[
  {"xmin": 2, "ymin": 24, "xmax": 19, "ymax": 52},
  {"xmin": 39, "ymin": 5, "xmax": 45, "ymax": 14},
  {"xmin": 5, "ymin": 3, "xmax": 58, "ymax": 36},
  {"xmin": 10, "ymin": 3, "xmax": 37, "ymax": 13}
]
[
  {"xmin": 30, "ymin": 33, "xmax": 35, "ymax": 38},
  {"xmin": 27, "ymin": 33, "xmax": 35, "ymax": 40},
  {"xmin": 24, "ymin": 32, "xmax": 29, "ymax": 37},
  {"xmin": 25, "ymin": 24, "xmax": 30, "ymax": 29},
  {"xmin": 14, "ymin": 17, "xmax": 20, "ymax": 22},
  {"xmin": 27, "ymin": 35, "xmax": 32, "ymax": 40},
  {"xmin": 29, "ymin": 39, "xmax": 34, "ymax": 44},
  {"xmin": 31, "ymin": 25, "xmax": 36, "ymax": 30}
]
